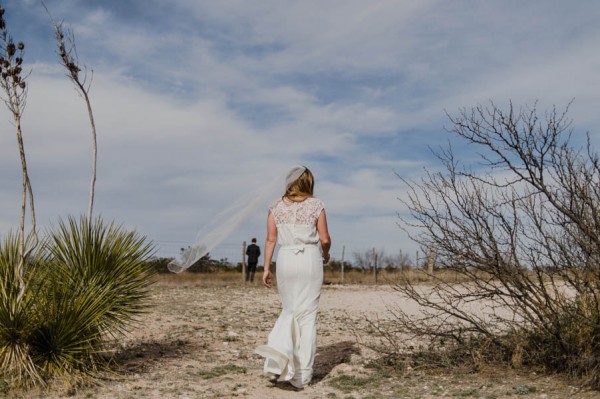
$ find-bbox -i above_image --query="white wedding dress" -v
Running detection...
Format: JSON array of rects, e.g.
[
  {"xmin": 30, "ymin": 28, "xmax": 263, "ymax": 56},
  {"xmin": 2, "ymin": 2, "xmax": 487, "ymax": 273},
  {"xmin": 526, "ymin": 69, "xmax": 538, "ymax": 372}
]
[{"xmin": 255, "ymin": 197, "xmax": 325, "ymax": 388}]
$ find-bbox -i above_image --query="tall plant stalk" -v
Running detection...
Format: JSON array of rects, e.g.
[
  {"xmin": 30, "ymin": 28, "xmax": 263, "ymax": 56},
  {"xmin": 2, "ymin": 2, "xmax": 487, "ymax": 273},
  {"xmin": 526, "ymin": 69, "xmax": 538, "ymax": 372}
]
[
  {"xmin": 0, "ymin": 6, "xmax": 37, "ymax": 297},
  {"xmin": 47, "ymin": 6, "xmax": 97, "ymax": 224}
]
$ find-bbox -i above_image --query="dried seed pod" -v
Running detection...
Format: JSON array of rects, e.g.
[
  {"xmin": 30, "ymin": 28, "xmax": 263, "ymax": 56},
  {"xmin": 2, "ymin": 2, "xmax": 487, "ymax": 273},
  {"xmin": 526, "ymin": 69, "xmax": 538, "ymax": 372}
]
[
  {"xmin": 15, "ymin": 57, "xmax": 22, "ymax": 65},
  {"xmin": 1, "ymin": 72, "xmax": 7, "ymax": 80},
  {"xmin": 6, "ymin": 43, "xmax": 15, "ymax": 57},
  {"xmin": 17, "ymin": 42, "xmax": 24, "ymax": 50},
  {"xmin": 0, "ymin": 7, "xmax": 4, "ymax": 17},
  {"xmin": 19, "ymin": 81, "xmax": 25, "ymax": 89},
  {"xmin": 67, "ymin": 62, "xmax": 80, "ymax": 74}
]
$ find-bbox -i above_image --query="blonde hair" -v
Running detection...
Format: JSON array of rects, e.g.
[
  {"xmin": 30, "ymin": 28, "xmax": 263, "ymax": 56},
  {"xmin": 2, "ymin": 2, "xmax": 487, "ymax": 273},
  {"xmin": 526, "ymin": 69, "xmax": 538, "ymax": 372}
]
[{"xmin": 284, "ymin": 168, "xmax": 314, "ymax": 201}]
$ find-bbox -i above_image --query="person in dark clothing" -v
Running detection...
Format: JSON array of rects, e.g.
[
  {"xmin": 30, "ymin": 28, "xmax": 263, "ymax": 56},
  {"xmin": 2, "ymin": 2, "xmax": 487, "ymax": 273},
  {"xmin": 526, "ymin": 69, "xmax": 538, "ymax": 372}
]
[{"xmin": 246, "ymin": 238, "xmax": 261, "ymax": 282}]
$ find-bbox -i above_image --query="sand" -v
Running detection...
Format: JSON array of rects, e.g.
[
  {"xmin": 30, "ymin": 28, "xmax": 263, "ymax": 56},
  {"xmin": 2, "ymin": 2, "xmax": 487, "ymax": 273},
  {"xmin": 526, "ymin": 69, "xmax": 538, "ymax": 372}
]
[{"xmin": 19, "ymin": 278, "xmax": 600, "ymax": 399}]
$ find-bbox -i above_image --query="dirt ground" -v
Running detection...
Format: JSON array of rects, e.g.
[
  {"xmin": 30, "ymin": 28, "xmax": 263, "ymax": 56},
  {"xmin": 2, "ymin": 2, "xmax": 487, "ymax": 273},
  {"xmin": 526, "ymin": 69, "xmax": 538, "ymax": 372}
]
[{"xmin": 15, "ymin": 276, "xmax": 600, "ymax": 399}]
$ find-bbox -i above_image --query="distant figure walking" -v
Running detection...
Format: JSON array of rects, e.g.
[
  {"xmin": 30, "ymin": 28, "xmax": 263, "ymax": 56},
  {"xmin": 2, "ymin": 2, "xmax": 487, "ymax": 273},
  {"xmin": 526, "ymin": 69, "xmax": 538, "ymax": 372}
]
[
  {"xmin": 255, "ymin": 165, "xmax": 331, "ymax": 390},
  {"xmin": 246, "ymin": 238, "xmax": 261, "ymax": 283}
]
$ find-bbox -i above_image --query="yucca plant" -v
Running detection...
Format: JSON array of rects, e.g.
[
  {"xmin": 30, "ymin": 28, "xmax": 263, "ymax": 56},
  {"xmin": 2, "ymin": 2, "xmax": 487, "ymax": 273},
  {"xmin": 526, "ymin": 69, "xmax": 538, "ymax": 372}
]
[
  {"xmin": 39, "ymin": 216, "xmax": 156, "ymax": 370},
  {"xmin": 27, "ymin": 272, "xmax": 124, "ymax": 384},
  {"xmin": 0, "ymin": 232, "xmax": 44, "ymax": 385},
  {"xmin": 45, "ymin": 216, "xmax": 156, "ymax": 336},
  {"xmin": 0, "ymin": 216, "xmax": 156, "ymax": 388}
]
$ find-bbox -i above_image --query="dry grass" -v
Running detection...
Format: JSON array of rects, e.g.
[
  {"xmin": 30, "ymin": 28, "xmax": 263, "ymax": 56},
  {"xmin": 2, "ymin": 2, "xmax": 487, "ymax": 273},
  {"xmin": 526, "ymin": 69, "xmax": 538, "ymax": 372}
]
[
  {"xmin": 159, "ymin": 267, "xmax": 471, "ymax": 287},
  {"xmin": 155, "ymin": 270, "xmax": 246, "ymax": 286},
  {"xmin": 323, "ymin": 268, "xmax": 471, "ymax": 285}
]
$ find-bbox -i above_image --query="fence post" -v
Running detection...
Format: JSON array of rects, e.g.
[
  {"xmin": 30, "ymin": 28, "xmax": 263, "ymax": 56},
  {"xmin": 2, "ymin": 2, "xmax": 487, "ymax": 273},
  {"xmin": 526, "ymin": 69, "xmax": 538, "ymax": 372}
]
[
  {"xmin": 340, "ymin": 245, "xmax": 345, "ymax": 285},
  {"xmin": 242, "ymin": 241, "xmax": 247, "ymax": 284},
  {"xmin": 427, "ymin": 243, "xmax": 435, "ymax": 280},
  {"xmin": 372, "ymin": 247, "xmax": 378, "ymax": 284}
]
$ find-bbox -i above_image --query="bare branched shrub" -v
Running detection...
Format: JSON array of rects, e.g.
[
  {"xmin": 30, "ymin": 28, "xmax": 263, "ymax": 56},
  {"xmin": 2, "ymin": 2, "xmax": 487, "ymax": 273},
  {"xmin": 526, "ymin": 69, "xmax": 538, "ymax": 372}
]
[
  {"xmin": 382, "ymin": 101, "xmax": 600, "ymax": 388},
  {"xmin": 353, "ymin": 249, "xmax": 375, "ymax": 271}
]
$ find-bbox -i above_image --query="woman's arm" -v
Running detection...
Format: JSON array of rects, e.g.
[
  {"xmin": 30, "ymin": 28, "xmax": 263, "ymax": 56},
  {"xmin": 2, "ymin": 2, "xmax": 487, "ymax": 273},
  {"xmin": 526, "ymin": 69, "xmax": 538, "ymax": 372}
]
[
  {"xmin": 317, "ymin": 209, "xmax": 331, "ymax": 264},
  {"xmin": 262, "ymin": 211, "xmax": 277, "ymax": 288}
]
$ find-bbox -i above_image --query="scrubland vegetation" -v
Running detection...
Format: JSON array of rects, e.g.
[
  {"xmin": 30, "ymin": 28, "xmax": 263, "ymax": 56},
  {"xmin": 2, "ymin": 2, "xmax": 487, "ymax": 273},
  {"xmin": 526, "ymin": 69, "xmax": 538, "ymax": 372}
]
[{"xmin": 387, "ymin": 101, "xmax": 600, "ymax": 390}]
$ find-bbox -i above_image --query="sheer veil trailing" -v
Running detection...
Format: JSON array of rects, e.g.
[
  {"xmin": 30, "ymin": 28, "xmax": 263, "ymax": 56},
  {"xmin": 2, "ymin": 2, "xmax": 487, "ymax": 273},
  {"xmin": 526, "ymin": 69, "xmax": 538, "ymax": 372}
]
[{"xmin": 167, "ymin": 166, "xmax": 306, "ymax": 273}]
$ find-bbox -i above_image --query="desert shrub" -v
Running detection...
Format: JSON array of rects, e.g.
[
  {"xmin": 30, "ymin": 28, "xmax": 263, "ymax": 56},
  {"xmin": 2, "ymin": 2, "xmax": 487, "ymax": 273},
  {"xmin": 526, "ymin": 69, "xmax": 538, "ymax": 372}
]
[
  {"xmin": 325, "ymin": 260, "xmax": 354, "ymax": 272},
  {"xmin": 186, "ymin": 253, "xmax": 233, "ymax": 273},
  {"xmin": 0, "ymin": 216, "xmax": 155, "ymax": 387},
  {"xmin": 146, "ymin": 257, "xmax": 174, "ymax": 273},
  {"xmin": 374, "ymin": 101, "xmax": 600, "ymax": 389}
]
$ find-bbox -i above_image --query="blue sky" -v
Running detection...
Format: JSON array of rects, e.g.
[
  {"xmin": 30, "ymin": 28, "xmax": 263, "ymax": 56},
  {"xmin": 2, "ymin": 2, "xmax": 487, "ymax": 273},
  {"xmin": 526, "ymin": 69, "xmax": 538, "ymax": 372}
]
[{"xmin": 1, "ymin": 0, "xmax": 600, "ymax": 263}]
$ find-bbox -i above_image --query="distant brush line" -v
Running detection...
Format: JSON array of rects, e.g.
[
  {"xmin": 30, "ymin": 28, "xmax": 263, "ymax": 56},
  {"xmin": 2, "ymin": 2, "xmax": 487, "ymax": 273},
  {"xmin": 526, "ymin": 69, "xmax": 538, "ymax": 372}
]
[{"xmin": 154, "ymin": 240, "xmax": 415, "ymax": 268}]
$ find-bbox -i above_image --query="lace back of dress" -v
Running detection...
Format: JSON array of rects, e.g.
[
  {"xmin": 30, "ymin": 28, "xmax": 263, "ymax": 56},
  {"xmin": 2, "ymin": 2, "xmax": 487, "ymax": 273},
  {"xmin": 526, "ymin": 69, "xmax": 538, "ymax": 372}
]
[{"xmin": 272, "ymin": 198, "xmax": 322, "ymax": 226}]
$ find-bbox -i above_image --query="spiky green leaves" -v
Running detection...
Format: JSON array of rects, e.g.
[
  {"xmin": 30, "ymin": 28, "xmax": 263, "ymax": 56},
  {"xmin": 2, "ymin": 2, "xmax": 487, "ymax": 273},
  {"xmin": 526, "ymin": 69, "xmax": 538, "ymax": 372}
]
[
  {"xmin": 46, "ymin": 216, "xmax": 156, "ymax": 336},
  {"xmin": 0, "ymin": 217, "xmax": 156, "ymax": 387}
]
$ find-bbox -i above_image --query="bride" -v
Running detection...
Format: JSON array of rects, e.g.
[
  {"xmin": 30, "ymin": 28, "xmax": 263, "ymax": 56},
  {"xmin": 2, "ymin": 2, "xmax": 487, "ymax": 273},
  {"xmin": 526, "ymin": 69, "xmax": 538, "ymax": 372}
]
[{"xmin": 255, "ymin": 165, "xmax": 331, "ymax": 389}]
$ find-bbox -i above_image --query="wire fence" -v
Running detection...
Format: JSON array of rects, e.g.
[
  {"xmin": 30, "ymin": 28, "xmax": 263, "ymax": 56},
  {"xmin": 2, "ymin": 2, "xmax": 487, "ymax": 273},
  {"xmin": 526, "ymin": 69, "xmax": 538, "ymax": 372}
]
[
  {"xmin": 153, "ymin": 240, "xmax": 425, "ymax": 268},
  {"xmin": 154, "ymin": 240, "xmax": 346, "ymax": 264}
]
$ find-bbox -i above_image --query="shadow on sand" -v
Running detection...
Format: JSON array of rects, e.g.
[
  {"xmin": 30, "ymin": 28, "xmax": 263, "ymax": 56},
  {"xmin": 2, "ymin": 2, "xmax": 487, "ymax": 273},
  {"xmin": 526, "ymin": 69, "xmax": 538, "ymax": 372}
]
[
  {"xmin": 312, "ymin": 340, "xmax": 360, "ymax": 383},
  {"xmin": 268, "ymin": 340, "xmax": 360, "ymax": 391},
  {"xmin": 109, "ymin": 339, "xmax": 194, "ymax": 373}
]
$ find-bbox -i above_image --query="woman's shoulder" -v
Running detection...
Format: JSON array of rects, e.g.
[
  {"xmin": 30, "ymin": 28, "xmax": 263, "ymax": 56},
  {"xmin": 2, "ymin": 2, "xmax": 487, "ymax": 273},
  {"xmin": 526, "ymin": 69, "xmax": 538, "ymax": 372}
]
[
  {"xmin": 306, "ymin": 197, "xmax": 325, "ymax": 207},
  {"xmin": 269, "ymin": 197, "xmax": 284, "ymax": 210},
  {"xmin": 304, "ymin": 197, "xmax": 325, "ymax": 215}
]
